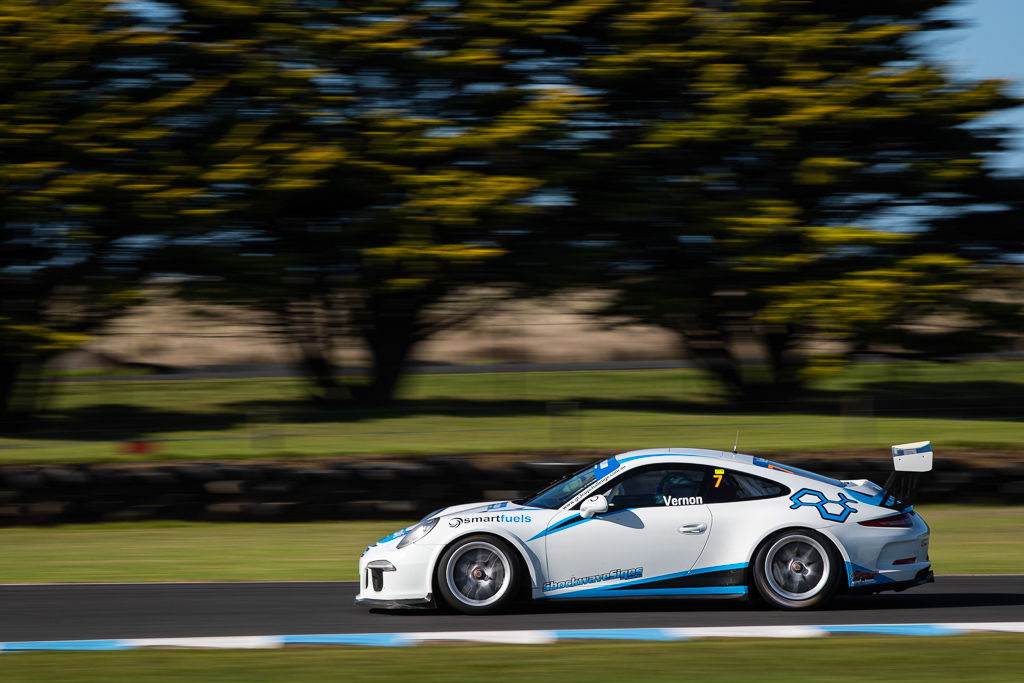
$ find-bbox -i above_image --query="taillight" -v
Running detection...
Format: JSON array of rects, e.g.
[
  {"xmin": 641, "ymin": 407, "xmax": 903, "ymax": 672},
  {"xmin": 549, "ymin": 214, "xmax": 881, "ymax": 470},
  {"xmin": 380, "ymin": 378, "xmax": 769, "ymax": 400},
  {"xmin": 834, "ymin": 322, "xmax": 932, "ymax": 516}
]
[{"xmin": 858, "ymin": 512, "xmax": 914, "ymax": 528}]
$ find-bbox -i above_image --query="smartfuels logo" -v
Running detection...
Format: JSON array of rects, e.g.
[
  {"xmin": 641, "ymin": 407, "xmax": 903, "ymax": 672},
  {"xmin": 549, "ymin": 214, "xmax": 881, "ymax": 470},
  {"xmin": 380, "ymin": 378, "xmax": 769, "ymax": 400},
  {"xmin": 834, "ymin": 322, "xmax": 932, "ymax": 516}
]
[{"xmin": 448, "ymin": 513, "xmax": 533, "ymax": 528}]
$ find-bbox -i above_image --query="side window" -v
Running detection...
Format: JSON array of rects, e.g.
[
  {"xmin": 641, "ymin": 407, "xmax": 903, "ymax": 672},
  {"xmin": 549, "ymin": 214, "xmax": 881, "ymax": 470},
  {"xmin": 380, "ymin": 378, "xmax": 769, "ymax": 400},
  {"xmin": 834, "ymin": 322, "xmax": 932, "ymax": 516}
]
[
  {"xmin": 706, "ymin": 469, "xmax": 788, "ymax": 503},
  {"xmin": 596, "ymin": 466, "xmax": 707, "ymax": 509}
]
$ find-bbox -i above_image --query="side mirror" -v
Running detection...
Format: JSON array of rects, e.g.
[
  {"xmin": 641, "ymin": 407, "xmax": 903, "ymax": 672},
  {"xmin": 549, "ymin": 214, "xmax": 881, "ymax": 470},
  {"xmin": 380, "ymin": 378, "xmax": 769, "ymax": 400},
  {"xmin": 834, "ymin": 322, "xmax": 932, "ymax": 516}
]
[{"xmin": 580, "ymin": 494, "xmax": 609, "ymax": 519}]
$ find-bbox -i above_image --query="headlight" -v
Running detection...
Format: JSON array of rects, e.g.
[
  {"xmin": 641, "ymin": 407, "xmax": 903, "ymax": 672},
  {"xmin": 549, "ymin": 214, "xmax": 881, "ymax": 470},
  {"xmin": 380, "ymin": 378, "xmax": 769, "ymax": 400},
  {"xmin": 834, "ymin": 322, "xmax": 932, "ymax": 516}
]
[{"xmin": 397, "ymin": 517, "xmax": 438, "ymax": 549}]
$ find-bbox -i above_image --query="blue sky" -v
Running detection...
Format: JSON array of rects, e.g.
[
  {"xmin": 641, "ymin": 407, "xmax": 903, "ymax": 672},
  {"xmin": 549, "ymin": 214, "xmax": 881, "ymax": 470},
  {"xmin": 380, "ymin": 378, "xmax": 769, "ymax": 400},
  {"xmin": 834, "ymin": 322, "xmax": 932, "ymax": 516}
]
[{"xmin": 927, "ymin": 0, "xmax": 1024, "ymax": 169}]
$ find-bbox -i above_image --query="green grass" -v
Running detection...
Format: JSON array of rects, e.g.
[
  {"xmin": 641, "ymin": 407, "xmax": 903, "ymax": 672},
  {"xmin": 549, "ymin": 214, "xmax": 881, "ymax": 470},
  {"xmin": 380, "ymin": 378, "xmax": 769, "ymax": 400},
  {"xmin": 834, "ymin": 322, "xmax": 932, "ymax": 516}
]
[
  {"xmin": 2, "ymin": 636, "xmax": 1022, "ymax": 682},
  {"xmin": 3, "ymin": 360, "xmax": 1024, "ymax": 464},
  {"xmin": 922, "ymin": 505, "xmax": 1024, "ymax": 574},
  {"xmin": 1, "ymin": 505, "xmax": 1019, "ymax": 583},
  {"xmin": 0, "ymin": 520, "xmax": 402, "ymax": 583}
]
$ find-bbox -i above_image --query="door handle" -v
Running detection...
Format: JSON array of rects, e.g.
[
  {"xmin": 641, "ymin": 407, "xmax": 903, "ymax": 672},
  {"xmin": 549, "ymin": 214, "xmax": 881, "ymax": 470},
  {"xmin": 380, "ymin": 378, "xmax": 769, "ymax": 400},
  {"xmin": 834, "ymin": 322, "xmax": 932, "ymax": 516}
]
[{"xmin": 678, "ymin": 522, "xmax": 707, "ymax": 535}]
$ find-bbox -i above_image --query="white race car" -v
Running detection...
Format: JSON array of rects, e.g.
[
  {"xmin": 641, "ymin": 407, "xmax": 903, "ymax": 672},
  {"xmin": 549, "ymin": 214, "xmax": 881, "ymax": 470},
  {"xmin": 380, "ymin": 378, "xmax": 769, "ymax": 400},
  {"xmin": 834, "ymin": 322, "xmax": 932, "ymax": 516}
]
[{"xmin": 356, "ymin": 442, "xmax": 934, "ymax": 613}]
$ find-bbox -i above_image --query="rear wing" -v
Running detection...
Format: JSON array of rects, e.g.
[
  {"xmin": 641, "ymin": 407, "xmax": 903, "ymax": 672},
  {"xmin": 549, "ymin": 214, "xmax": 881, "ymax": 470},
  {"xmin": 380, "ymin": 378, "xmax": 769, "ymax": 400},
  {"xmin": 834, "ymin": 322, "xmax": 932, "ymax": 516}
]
[{"xmin": 881, "ymin": 441, "xmax": 933, "ymax": 508}]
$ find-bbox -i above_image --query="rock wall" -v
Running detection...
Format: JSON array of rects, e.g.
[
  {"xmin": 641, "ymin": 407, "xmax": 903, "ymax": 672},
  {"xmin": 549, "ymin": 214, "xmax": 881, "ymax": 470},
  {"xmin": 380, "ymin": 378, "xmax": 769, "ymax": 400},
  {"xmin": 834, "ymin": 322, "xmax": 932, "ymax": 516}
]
[{"xmin": 1, "ymin": 456, "xmax": 1021, "ymax": 526}]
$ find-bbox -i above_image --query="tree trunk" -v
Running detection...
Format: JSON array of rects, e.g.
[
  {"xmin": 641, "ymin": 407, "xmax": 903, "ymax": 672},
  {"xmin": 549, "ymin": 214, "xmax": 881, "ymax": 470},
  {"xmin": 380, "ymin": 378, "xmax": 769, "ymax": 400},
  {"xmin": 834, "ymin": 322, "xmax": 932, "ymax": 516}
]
[
  {"xmin": 356, "ymin": 331, "xmax": 416, "ymax": 406},
  {"xmin": 762, "ymin": 325, "xmax": 804, "ymax": 399},
  {"xmin": 297, "ymin": 341, "xmax": 349, "ymax": 404},
  {"xmin": 680, "ymin": 329, "xmax": 749, "ymax": 400},
  {"xmin": 351, "ymin": 292, "xmax": 425, "ymax": 407},
  {"xmin": 0, "ymin": 355, "xmax": 28, "ymax": 433},
  {"xmin": 679, "ymin": 321, "xmax": 811, "ymax": 405}
]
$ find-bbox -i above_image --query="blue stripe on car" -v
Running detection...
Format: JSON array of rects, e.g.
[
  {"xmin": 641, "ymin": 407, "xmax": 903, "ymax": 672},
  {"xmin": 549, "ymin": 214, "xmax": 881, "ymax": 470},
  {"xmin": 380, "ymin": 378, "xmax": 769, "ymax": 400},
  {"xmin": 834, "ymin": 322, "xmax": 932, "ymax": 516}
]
[
  {"xmin": 528, "ymin": 507, "xmax": 645, "ymax": 541},
  {"xmin": 841, "ymin": 488, "xmax": 885, "ymax": 505},
  {"xmin": 545, "ymin": 586, "xmax": 747, "ymax": 598},
  {"xmin": 540, "ymin": 563, "xmax": 749, "ymax": 598}
]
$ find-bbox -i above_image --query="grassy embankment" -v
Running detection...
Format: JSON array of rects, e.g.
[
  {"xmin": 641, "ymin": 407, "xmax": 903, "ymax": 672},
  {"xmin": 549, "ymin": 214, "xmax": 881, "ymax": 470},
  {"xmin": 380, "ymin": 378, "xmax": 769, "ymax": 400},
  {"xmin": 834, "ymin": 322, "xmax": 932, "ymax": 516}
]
[
  {"xmin": 1, "ymin": 360, "xmax": 1023, "ymax": 464},
  {"xmin": 2, "ymin": 636, "xmax": 1023, "ymax": 682},
  {"xmin": 1, "ymin": 505, "xmax": 1019, "ymax": 583}
]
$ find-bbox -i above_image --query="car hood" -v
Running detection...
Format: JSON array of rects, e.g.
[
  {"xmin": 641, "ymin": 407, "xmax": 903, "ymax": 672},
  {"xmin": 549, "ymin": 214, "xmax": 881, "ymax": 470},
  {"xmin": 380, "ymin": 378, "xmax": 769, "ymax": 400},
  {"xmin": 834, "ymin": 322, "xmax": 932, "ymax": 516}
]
[
  {"xmin": 431, "ymin": 500, "xmax": 532, "ymax": 519},
  {"xmin": 367, "ymin": 500, "xmax": 540, "ymax": 551}
]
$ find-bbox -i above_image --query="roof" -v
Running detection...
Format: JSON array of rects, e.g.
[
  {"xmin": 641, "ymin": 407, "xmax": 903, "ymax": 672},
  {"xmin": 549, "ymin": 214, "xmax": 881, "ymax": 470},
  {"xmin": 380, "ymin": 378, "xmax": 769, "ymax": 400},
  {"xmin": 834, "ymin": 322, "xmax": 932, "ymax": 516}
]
[{"xmin": 612, "ymin": 448, "xmax": 755, "ymax": 467}]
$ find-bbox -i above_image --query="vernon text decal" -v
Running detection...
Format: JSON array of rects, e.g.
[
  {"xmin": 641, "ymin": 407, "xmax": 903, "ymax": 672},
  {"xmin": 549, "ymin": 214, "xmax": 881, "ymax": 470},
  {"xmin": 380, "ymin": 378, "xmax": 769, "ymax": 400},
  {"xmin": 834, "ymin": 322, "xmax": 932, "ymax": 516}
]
[{"xmin": 662, "ymin": 495, "xmax": 703, "ymax": 506}]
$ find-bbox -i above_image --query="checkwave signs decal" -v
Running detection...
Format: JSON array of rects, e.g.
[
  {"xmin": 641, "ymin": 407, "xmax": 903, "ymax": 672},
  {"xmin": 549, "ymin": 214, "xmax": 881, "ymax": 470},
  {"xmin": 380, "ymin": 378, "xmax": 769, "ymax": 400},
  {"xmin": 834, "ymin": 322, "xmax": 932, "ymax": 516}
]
[{"xmin": 541, "ymin": 563, "xmax": 749, "ymax": 598}]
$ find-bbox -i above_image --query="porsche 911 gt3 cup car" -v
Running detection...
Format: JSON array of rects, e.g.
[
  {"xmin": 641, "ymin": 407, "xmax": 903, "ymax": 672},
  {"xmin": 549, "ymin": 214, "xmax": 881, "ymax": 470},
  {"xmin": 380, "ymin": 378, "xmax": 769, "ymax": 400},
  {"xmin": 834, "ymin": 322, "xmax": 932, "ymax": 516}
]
[{"xmin": 356, "ymin": 442, "xmax": 934, "ymax": 613}]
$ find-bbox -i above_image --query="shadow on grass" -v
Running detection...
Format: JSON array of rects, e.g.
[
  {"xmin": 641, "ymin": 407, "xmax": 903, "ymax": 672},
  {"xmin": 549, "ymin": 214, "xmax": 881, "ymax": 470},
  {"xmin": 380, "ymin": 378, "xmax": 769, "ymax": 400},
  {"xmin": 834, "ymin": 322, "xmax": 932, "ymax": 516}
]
[
  {"xmin": 5, "ymin": 379, "xmax": 1024, "ymax": 443},
  {"xmin": 0, "ymin": 404, "xmax": 253, "ymax": 442},
  {"xmin": 224, "ymin": 377, "xmax": 1024, "ymax": 422}
]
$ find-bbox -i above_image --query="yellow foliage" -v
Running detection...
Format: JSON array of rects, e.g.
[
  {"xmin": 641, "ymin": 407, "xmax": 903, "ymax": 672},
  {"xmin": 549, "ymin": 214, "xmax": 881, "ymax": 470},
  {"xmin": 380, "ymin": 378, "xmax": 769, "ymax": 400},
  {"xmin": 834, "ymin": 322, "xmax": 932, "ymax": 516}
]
[
  {"xmin": 804, "ymin": 226, "xmax": 909, "ymax": 246},
  {"xmin": 139, "ymin": 79, "xmax": 228, "ymax": 115},
  {"xmin": 0, "ymin": 323, "xmax": 89, "ymax": 354},
  {"xmin": 0, "ymin": 161, "xmax": 63, "ymax": 181},
  {"xmin": 365, "ymin": 242, "xmax": 504, "ymax": 264},
  {"xmin": 799, "ymin": 355, "xmax": 848, "ymax": 381},
  {"xmin": 382, "ymin": 277, "xmax": 430, "ymax": 291},
  {"xmin": 119, "ymin": 184, "xmax": 164, "ymax": 192},
  {"xmin": 266, "ymin": 177, "xmax": 325, "ymax": 191},
  {"xmin": 213, "ymin": 122, "xmax": 271, "ymax": 152},
  {"xmin": 796, "ymin": 157, "xmax": 862, "ymax": 184},
  {"xmin": 115, "ymin": 31, "xmax": 174, "ymax": 46},
  {"xmin": 290, "ymin": 145, "xmax": 346, "ymax": 164},
  {"xmin": 151, "ymin": 188, "xmax": 200, "ymax": 200},
  {"xmin": 927, "ymin": 159, "xmax": 981, "ymax": 181}
]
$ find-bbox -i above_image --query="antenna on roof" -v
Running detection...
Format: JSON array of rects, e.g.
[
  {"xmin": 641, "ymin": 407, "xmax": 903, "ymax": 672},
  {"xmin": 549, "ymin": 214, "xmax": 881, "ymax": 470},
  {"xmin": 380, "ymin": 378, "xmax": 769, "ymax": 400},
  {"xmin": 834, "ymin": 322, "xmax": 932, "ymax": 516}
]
[{"xmin": 732, "ymin": 431, "xmax": 740, "ymax": 455}]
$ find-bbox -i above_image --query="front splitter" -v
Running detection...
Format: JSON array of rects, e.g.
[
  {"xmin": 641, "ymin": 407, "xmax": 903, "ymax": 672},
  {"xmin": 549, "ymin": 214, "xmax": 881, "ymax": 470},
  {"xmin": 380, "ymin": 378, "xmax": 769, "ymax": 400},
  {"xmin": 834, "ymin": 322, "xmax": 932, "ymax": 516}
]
[{"xmin": 354, "ymin": 595, "xmax": 434, "ymax": 610}]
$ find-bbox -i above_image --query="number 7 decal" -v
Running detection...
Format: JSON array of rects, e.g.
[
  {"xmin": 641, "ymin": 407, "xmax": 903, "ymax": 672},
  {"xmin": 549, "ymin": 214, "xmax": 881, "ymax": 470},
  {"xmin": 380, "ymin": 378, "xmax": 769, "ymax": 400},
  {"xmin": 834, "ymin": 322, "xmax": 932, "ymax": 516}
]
[{"xmin": 713, "ymin": 469, "xmax": 724, "ymax": 488}]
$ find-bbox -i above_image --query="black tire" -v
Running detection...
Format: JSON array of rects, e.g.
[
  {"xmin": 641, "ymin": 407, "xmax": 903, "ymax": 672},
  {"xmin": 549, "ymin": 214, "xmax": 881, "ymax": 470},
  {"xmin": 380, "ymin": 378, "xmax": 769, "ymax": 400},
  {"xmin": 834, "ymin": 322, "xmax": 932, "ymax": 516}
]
[
  {"xmin": 435, "ymin": 534, "xmax": 520, "ymax": 615},
  {"xmin": 751, "ymin": 528, "xmax": 841, "ymax": 610}
]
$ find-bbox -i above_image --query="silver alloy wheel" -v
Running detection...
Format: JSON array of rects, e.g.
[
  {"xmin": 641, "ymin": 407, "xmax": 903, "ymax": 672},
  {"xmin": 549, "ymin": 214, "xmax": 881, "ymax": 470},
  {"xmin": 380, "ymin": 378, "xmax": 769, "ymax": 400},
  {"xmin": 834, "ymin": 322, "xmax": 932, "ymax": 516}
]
[
  {"xmin": 444, "ymin": 540, "xmax": 511, "ymax": 607},
  {"xmin": 763, "ymin": 534, "xmax": 830, "ymax": 602}
]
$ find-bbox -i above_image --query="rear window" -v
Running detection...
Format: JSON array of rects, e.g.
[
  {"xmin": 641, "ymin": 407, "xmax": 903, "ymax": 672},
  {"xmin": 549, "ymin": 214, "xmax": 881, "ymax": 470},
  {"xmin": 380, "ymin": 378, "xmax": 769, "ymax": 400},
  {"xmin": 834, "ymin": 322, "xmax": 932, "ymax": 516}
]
[
  {"xmin": 753, "ymin": 457, "xmax": 846, "ymax": 488},
  {"xmin": 705, "ymin": 469, "xmax": 788, "ymax": 503}
]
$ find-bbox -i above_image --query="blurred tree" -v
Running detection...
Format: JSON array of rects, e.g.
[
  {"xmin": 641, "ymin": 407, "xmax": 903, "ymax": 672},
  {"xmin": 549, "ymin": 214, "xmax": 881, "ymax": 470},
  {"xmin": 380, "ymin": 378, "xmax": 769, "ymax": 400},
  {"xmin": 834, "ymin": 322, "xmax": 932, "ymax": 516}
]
[
  {"xmin": 156, "ymin": 0, "xmax": 585, "ymax": 405},
  {"xmin": 4, "ymin": 0, "xmax": 1020, "ymax": 421},
  {"xmin": 0, "ymin": 0, "xmax": 223, "ymax": 426},
  {"xmin": 520, "ymin": 0, "xmax": 1024, "ymax": 400}
]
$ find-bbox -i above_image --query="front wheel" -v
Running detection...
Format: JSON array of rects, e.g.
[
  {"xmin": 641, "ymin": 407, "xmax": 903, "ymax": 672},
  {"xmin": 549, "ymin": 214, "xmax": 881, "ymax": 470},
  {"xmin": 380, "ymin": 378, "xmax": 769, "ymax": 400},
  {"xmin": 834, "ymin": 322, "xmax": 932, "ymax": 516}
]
[
  {"xmin": 752, "ymin": 529, "xmax": 841, "ymax": 609},
  {"xmin": 435, "ymin": 534, "xmax": 520, "ymax": 615}
]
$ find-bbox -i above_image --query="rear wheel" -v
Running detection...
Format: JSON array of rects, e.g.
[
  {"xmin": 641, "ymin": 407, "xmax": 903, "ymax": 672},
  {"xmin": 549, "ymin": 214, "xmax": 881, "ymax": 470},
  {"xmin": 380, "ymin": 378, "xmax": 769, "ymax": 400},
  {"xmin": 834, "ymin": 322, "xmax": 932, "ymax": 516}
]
[
  {"xmin": 752, "ymin": 529, "xmax": 840, "ymax": 609},
  {"xmin": 435, "ymin": 534, "xmax": 520, "ymax": 615}
]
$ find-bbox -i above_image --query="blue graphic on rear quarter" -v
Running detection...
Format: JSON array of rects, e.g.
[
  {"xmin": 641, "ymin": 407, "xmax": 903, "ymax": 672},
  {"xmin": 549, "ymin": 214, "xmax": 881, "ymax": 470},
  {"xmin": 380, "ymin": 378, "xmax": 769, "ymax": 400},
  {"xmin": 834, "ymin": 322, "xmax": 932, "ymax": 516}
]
[{"xmin": 788, "ymin": 488, "xmax": 859, "ymax": 523}]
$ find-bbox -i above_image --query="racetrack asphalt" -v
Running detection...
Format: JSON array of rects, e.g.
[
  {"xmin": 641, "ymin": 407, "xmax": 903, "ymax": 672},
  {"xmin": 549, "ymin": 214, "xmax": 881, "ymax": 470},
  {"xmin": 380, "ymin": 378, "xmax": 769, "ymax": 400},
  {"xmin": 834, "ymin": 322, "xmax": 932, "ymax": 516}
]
[{"xmin": 1, "ymin": 576, "xmax": 1021, "ymax": 642}]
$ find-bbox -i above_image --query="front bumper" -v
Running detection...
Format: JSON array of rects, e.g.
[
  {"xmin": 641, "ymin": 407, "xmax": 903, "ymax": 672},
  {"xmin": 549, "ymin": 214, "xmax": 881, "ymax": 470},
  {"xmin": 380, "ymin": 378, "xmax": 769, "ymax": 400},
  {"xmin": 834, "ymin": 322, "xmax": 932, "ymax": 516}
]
[{"xmin": 355, "ymin": 539, "xmax": 439, "ymax": 607}]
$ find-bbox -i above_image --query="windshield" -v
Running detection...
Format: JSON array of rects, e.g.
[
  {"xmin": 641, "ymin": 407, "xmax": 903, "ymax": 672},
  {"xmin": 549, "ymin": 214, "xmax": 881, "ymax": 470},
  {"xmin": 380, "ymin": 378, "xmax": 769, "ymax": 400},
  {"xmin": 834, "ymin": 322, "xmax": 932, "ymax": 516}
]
[{"xmin": 524, "ymin": 461, "xmax": 599, "ymax": 509}]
